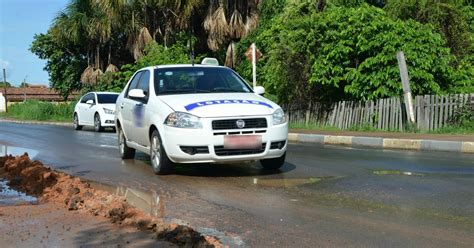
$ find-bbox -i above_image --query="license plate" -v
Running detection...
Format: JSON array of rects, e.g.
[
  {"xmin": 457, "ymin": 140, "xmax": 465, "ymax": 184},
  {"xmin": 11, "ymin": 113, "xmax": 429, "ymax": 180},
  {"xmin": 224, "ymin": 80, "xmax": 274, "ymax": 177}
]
[{"xmin": 224, "ymin": 135, "xmax": 262, "ymax": 149}]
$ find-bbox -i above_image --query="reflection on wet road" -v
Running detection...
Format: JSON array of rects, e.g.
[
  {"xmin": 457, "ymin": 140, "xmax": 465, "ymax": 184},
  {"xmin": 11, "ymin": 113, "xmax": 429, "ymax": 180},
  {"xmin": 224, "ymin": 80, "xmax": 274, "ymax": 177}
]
[{"xmin": 1, "ymin": 122, "xmax": 473, "ymax": 247}]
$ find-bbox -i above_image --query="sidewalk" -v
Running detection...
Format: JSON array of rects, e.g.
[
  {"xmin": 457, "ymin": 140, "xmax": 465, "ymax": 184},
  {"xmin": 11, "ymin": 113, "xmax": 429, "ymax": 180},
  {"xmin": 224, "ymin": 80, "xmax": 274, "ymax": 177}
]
[
  {"xmin": 289, "ymin": 129, "xmax": 474, "ymax": 153},
  {"xmin": 1, "ymin": 118, "xmax": 472, "ymax": 153},
  {"xmin": 0, "ymin": 118, "xmax": 72, "ymax": 127}
]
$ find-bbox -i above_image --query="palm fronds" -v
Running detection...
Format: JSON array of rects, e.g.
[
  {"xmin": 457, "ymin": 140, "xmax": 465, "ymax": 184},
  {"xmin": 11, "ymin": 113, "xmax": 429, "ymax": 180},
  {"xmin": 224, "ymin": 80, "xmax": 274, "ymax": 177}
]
[
  {"xmin": 127, "ymin": 27, "xmax": 153, "ymax": 60},
  {"xmin": 225, "ymin": 41, "xmax": 237, "ymax": 68},
  {"xmin": 80, "ymin": 66, "xmax": 94, "ymax": 84},
  {"xmin": 229, "ymin": 9, "xmax": 245, "ymax": 39},
  {"xmin": 105, "ymin": 64, "xmax": 119, "ymax": 73}
]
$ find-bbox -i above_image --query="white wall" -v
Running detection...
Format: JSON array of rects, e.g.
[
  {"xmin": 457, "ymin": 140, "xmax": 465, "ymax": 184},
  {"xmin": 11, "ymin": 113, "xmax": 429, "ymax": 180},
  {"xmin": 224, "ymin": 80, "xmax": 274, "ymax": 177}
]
[{"xmin": 0, "ymin": 92, "xmax": 5, "ymax": 112}]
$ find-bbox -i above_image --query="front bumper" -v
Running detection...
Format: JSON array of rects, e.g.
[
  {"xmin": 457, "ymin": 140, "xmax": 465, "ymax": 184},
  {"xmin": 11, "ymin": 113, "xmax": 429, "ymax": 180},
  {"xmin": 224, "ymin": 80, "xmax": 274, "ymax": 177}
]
[
  {"xmin": 101, "ymin": 113, "xmax": 116, "ymax": 127},
  {"xmin": 163, "ymin": 118, "xmax": 288, "ymax": 164}
]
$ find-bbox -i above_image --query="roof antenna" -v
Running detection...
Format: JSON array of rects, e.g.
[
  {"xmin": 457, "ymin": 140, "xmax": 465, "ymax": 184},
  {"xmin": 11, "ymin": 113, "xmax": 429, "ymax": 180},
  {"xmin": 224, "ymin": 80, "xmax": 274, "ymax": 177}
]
[{"xmin": 188, "ymin": 17, "xmax": 195, "ymax": 66}]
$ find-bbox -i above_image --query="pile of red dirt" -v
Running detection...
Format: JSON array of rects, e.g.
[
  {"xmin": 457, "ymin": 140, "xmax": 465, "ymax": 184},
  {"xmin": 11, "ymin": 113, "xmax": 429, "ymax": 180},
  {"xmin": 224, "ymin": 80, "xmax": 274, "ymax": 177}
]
[{"xmin": 0, "ymin": 154, "xmax": 223, "ymax": 248}]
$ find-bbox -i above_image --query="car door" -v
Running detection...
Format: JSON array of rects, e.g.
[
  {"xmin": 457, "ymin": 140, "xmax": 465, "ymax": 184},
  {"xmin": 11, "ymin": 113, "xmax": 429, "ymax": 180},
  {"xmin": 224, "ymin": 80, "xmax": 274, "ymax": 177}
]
[
  {"xmin": 83, "ymin": 93, "xmax": 97, "ymax": 125},
  {"xmin": 76, "ymin": 94, "xmax": 88, "ymax": 124},
  {"xmin": 78, "ymin": 93, "xmax": 93, "ymax": 125},
  {"xmin": 131, "ymin": 70, "xmax": 151, "ymax": 146},
  {"xmin": 121, "ymin": 72, "xmax": 143, "ymax": 141}
]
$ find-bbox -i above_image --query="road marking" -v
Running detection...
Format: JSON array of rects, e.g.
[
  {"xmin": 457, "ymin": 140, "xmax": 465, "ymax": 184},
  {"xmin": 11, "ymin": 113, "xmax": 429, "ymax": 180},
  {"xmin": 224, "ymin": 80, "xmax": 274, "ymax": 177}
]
[{"xmin": 99, "ymin": 144, "xmax": 118, "ymax": 149}]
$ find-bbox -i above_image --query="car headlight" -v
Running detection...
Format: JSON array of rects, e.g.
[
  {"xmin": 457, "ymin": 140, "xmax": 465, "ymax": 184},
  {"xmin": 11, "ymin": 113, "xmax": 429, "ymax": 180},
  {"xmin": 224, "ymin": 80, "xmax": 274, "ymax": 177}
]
[
  {"xmin": 272, "ymin": 108, "xmax": 286, "ymax": 125},
  {"xmin": 165, "ymin": 112, "xmax": 203, "ymax": 129},
  {"xmin": 103, "ymin": 108, "xmax": 115, "ymax": 115}
]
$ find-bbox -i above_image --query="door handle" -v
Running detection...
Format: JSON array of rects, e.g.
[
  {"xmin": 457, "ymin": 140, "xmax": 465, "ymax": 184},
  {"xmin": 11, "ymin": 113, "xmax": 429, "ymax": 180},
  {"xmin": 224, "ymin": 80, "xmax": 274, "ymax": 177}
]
[{"xmin": 120, "ymin": 103, "xmax": 124, "ymax": 109}]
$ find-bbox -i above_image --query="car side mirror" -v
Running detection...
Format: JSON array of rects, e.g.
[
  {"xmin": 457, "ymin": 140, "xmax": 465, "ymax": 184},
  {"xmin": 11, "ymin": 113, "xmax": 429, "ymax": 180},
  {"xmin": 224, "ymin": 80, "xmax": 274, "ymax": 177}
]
[
  {"xmin": 254, "ymin": 86, "xmax": 265, "ymax": 96},
  {"xmin": 86, "ymin": 99, "xmax": 94, "ymax": 105},
  {"xmin": 128, "ymin": 89, "xmax": 146, "ymax": 100}
]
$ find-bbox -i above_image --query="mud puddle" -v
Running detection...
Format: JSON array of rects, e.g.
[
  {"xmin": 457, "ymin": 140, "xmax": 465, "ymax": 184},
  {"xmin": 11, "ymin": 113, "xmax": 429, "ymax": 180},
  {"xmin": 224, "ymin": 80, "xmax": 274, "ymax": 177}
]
[
  {"xmin": 252, "ymin": 176, "xmax": 337, "ymax": 188},
  {"xmin": 373, "ymin": 170, "xmax": 425, "ymax": 176},
  {"xmin": 0, "ymin": 179, "xmax": 37, "ymax": 206},
  {"xmin": 0, "ymin": 154, "xmax": 223, "ymax": 247},
  {"xmin": 89, "ymin": 180, "xmax": 245, "ymax": 247}
]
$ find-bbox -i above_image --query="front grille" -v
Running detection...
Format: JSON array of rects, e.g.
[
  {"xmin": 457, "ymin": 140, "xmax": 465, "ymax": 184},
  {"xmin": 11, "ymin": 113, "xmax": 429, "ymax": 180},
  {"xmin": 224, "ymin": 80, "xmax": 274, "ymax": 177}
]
[
  {"xmin": 214, "ymin": 143, "xmax": 266, "ymax": 156},
  {"xmin": 213, "ymin": 130, "xmax": 267, "ymax": 136},
  {"xmin": 212, "ymin": 118, "xmax": 267, "ymax": 130}
]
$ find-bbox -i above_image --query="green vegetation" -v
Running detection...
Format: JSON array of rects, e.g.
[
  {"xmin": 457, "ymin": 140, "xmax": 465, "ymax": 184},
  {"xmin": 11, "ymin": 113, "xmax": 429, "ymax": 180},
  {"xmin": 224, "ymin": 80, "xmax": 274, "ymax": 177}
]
[
  {"xmin": 237, "ymin": 2, "xmax": 472, "ymax": 105},
  {"xmin": 0, "ymin": 101, "xmax": 74, "ymax": 122},
  {"xmin": 30, "ymin": 0, "xmax": 472, "ymax": 102},
  {"xmin": 24, "ymin": 0, "xmax": 473, "ymax": 131}
]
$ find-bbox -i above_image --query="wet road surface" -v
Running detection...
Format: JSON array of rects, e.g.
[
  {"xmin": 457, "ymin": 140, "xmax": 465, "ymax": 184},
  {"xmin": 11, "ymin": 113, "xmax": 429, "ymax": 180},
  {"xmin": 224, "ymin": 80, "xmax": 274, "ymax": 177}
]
[{"xmin": 1, "ymin": 122, "xmax": 473, "ymax": 247}]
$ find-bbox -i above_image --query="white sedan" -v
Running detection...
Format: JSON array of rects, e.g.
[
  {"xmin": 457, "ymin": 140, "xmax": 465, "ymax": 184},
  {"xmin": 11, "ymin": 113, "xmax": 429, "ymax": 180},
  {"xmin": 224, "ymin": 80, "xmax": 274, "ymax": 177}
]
[
  {"xmin": 115, "ymin": 59, "xmax": 288, "ymax": 174},
  {"xmin": 73, "ymin": 92, "xmax": 119, "ymax": 132}
]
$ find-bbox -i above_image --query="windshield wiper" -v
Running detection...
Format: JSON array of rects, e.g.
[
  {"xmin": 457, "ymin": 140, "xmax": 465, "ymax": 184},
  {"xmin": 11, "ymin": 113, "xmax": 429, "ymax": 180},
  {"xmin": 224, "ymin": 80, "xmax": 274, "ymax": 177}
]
[
  {"xmin": 211, "ymin": 88, "xmax": 245, "ymax": 93},
  {"xmin": 159, "ymin": 89, "xmax": 212, "ymax": 95}
]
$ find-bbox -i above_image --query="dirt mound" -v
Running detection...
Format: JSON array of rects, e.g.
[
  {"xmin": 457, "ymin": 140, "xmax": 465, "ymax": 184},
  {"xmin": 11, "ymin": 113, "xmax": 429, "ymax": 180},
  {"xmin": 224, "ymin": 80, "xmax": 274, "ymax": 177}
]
[{"xmin": 0, "ymin": 154, "xmax": 223, "ymax": 248}]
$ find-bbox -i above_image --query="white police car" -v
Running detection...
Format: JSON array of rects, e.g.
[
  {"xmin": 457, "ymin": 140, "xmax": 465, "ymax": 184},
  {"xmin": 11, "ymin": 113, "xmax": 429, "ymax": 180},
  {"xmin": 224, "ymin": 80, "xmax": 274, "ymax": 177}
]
[
  {"xmin": 115, "ymin": 59, "xmax": 288, "ymax": 174},
  {"xmin": 74, "ymin": 92, "xmax": 119, "ymax": 132}
]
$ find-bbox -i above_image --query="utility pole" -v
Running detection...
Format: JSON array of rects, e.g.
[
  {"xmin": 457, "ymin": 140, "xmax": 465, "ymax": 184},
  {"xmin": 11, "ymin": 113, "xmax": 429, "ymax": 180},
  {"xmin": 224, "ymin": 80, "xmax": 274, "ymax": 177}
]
[
  {"xmin": 396, "ymin": 51, "xmax": 415, "ymax": 124},
  {"xmin": 252, "ymin": 43, "xmax": 257, "ymax": 89},
  {"xmin": 3, "ymin": 68, "xmax": 7, "ymax": 113}
]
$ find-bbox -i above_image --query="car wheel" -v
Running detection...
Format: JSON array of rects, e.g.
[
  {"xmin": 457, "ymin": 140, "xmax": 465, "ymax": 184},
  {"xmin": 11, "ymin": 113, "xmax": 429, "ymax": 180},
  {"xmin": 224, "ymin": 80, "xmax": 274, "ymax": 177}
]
[
  {"xmin": 73, "ymin": 113, "xmax": 83, "ymax": 130},
  {"xmin": 260, "ymin": 152, "xmax": 286, "ymax": 170},
  {"xmin": 118, "ymin": 127, "xmax": 135, "ymax": 159},
  {"xmin": 150, "ymin": 130, "xmax": 174, "ymax": 175},
  {"xmin": 94, "ymin": 114, "xmax": 104, "ymax": 132}
]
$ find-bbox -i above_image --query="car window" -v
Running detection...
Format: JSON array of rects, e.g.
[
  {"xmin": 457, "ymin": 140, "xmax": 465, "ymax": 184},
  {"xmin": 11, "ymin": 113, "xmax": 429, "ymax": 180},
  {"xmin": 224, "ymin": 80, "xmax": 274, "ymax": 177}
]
[
  {"xmin": 80, "ymin": 93, "xmax": 93, "ymax": 103},
  {"xmin": 97, "ymin": 94, "xmax": 119, "ymax": 104},
  {"xmin": 137, "ymin": 70, "xmax": 150, "ymax": 94},
  {"xmin": 126, "ymin": 71, "xmax": 143, "ymax": 97},
  {"xmin": 154, "ymin": 67, "xmax": 252, "ymax": 95}
]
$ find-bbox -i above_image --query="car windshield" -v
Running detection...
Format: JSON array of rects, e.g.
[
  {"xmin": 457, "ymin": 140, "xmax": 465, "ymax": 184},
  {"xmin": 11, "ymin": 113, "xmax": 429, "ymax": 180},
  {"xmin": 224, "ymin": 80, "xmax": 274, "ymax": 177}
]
[
  {"xmin": 154, "ymin": 67, "xmax": 252, "ymax": 95},
  {"xmin": 97, "ymin": 94, "xmax": 119, "ymax": 104}
]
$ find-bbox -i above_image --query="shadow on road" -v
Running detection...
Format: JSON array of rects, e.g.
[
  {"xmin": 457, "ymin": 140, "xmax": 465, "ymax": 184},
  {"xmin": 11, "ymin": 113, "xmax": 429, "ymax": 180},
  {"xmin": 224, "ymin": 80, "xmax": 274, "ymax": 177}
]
[{"xmin": 170, "ymin": 161, "xmax": 296, "ymax": 177}]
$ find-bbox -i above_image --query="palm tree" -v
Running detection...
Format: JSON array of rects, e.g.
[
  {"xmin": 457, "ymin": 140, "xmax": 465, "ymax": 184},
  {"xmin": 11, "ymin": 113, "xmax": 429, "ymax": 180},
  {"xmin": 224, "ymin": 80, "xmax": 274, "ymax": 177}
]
[
  {"xmin": 203, "ymin": 0, "xmax": 260, "ymax": 67},
  {"xmin": 94, "ymin": 0, "xmax": 128, "ymax": 72}
]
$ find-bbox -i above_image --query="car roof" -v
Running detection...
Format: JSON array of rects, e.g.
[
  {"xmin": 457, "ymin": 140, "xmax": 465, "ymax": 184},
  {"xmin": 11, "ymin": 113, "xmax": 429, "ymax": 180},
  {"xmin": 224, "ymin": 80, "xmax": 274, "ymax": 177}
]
[
  {"xmin": 138, "ymin": 64, "xmax": 228, "ymax": 71},
  {"xmin": 94, "ymin": 92, "xmax": 120, "ymax": 95}
]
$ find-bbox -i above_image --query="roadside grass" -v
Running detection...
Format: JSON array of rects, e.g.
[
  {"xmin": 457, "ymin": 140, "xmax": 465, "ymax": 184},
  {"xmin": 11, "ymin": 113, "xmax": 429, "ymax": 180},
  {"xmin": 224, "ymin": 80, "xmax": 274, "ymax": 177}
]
[{"xmin": 0, "ymin": 100, "xmax": 74, "ymax": 122}]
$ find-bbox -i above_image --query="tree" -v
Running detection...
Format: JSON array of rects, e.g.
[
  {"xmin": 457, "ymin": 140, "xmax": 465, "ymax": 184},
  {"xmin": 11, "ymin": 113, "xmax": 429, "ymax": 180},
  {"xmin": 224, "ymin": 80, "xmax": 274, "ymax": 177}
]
[
  {"xmin": 30, "ymin": 32, "xmax": 86, "ymax": 99},
  {"xmin": 384, "ymin": 0, "xmax": 473, "ymax": 61},
  {"xmin": 0, "ymin": 82, "xmax": 12, "ymax": 88},
  {"xmin": 237, "ymin": 4, "xmax": 460, "ymax": 104}
]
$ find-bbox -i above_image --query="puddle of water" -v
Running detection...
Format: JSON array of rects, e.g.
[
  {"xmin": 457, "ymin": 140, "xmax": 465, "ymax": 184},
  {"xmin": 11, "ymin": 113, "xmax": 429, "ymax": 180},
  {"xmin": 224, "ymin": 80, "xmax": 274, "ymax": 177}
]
[
  {"xmin": 373, "ymin": 170, "xmax": 425, "ymax": 177},
  {"xmin": 0, "ymin": 144, "xmax": 38, "ymax": 158},
  {"xmin": 0, "ymin": 179, "xmax": 38, "ymax": 206},
  {"xmin": 253, "ymin": 177, "xmax": 323, "ymax": 188},
  {"xmin": 88, "ymin": 181, "xmax": 245, "ymax": 247}
]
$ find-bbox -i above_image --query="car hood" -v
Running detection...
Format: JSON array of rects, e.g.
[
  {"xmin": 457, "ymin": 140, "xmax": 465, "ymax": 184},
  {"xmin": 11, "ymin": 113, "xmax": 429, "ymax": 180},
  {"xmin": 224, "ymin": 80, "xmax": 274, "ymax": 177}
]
[
  {"xmin": 100, "ymin": 103, "xmax": 117, "ymax": 111},
  {"xmin": 158, "ymin": 93, "xmax": 279, "ymax": 118}
]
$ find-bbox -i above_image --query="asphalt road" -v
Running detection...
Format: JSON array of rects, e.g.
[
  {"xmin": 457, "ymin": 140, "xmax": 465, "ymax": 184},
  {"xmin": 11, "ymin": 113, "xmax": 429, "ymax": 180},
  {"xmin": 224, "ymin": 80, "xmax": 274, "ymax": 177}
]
[{"xmin": 1, "ymin": 122, "xmax": 473, "ymax": 247}]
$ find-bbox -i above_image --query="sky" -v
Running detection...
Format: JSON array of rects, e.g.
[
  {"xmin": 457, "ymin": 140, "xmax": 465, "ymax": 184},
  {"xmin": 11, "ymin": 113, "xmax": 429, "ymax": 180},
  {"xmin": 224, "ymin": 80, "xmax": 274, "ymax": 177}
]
[{"xmin": 0, "ymin": 0, "xmax": 68, "ymax": 86}]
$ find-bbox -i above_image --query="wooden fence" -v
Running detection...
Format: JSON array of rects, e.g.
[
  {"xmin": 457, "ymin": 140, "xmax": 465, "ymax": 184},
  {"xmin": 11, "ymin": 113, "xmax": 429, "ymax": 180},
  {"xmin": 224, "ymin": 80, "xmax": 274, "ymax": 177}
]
[{"xmin": 284, "ymin": 93, "xmax": 473, "ymax": 131}]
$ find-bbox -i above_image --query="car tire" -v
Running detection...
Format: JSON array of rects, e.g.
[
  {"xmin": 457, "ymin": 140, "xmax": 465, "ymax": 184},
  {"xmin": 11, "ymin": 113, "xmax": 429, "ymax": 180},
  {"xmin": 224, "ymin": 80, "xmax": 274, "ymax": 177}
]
[
  {"xmin": 150, "ymin": 130, "xmax": 174, "ymax": 175},
  {"xmin": 94, "ymin": 113, "xmax": 104, "ymax": 132},
  {"xmin": 73, "ymin": 113, "xmax": 83, "ymax": 130},
  {"xmin": 260, "ymin": 152, "xmax": 286, "ymax": 170},
  {"xmin": 118, "ymin": 127, "xmax": 135, "ymax": 159}
]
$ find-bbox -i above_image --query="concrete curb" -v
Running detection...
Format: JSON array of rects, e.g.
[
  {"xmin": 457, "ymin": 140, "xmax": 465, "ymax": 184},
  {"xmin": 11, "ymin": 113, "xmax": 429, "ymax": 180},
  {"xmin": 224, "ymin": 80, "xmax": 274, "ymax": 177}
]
[
  {"xmin": 0, "ymin": 119, "xmax": 72, "ymax": 127},
  {"xmin": 288, "ymin": 133, "xmax": 474, "ymax": 153}
]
